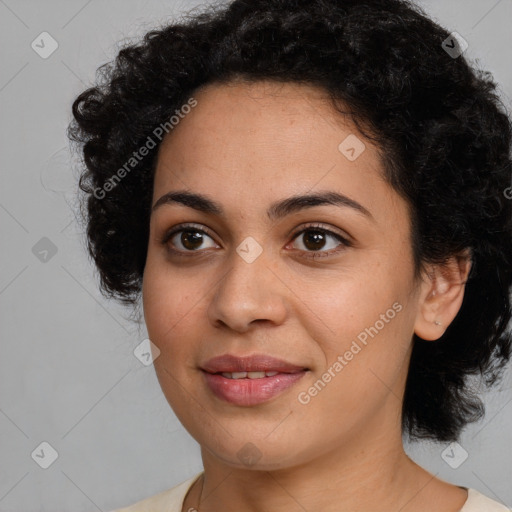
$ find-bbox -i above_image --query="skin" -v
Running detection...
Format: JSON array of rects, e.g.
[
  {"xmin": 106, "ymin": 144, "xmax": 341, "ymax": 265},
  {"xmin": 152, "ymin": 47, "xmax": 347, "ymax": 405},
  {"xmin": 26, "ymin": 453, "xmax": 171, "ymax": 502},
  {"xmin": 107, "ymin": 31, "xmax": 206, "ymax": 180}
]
[{"xmin": 142, "ymin": 80, "xmax": 472, "ymax": 512}]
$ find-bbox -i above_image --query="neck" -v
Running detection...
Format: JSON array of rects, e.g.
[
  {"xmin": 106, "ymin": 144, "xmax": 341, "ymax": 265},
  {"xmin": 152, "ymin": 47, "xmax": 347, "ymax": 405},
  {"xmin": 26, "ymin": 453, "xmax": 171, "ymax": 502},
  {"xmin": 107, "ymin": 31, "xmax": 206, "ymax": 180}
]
[{"xmin": 192, "ymin": 416, "xmax": 433, "ymax": 512}]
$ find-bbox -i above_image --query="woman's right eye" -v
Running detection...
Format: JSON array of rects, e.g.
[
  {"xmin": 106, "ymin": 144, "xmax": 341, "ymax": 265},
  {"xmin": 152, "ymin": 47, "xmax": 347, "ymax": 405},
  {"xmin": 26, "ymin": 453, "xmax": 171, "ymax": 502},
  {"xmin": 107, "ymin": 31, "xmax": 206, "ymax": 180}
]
[{"xmin": 162, "ymin": 225, "xmax": 218, "ymax": 254}]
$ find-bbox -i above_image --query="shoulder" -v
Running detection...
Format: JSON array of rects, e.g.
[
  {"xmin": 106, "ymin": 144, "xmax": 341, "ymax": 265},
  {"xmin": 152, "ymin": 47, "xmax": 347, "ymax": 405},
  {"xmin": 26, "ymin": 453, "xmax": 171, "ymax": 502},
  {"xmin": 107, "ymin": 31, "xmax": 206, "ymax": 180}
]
[
  {"xmin": 461, "ymin": 488, "xmax": 511, "ymax": 512},
  {"xmin": 109, "ymin": 472, "xmax": 203, "ymax": 512}
]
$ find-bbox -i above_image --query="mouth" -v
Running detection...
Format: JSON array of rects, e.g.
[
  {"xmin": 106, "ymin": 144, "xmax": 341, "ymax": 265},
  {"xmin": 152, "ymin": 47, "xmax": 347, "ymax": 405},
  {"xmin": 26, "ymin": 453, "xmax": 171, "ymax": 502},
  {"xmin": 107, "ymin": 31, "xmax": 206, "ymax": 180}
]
[
  {"xmin": 200, "ymin": 354, "xmax": 309, "ymax": 406},
  {"xmin": 218, "ymin": 371, "xmax": 280, "ymax": 379},
  {"xmin": 201, "ymin": 353, "xmax": 307, "ymax": 374}
]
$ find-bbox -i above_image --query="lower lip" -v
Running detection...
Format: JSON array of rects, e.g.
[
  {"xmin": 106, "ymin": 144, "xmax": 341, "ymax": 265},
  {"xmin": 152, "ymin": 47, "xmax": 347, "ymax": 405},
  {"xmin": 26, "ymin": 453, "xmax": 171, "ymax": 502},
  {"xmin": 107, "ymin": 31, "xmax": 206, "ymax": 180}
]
[{"xmin": 202, "ymin": 371, "xmax": 307, "ymax": 406}]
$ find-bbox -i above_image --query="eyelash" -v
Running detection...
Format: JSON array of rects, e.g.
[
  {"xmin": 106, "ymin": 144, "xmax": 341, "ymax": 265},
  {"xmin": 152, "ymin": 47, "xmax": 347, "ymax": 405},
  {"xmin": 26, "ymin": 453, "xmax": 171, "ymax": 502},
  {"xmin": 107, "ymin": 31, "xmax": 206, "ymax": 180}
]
[{"xmin": 159, "ymin": 222, "xmax": 352, "ymax": 260}]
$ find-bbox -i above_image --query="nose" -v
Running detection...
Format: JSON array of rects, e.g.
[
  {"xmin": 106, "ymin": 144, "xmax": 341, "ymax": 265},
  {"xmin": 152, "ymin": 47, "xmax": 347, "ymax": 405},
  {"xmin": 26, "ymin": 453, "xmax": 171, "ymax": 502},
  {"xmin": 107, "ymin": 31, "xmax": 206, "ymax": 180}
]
[{"xmin": 207, "ymin": 247, "xmax": 288, "ymax": 333}]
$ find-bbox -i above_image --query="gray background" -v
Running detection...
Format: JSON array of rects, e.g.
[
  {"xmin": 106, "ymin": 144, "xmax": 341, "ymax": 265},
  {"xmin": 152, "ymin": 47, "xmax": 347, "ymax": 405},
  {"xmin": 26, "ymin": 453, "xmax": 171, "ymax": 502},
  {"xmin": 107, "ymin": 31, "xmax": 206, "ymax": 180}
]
[{"xmin": 0, "ymin": 0, "xmax": 511, "ymax": 510}]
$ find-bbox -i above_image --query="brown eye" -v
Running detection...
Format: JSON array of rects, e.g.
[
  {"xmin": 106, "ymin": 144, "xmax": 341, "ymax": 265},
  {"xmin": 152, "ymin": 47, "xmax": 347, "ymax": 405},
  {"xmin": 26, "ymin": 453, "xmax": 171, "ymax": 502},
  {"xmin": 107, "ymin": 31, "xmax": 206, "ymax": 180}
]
[
  {"xmin": 162, "ymin": 225, "xmax": 218, "ymax": 253},
  {"xmin": 291, "ymin": 227, "xmax": 348, "ymax": 254},
  {"xmin": 177, "ymin": 230, "xmax": 206, "ymax": 250},
  {"xmin": 293, "ymin": 226, "xmax": 351, "ymax": 258},
  {"xmin": 301, "ymin": 230, "xmax": 329, "ymax": 251}
]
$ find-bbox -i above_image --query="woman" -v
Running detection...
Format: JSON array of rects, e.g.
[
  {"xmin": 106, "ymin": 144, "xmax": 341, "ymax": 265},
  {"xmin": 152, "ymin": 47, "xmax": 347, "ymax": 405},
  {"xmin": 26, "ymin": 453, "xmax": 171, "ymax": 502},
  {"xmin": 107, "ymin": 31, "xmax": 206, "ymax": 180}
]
[{"xmin": 69, "ymin": 0, "xmax": 512, "ymax": 510}]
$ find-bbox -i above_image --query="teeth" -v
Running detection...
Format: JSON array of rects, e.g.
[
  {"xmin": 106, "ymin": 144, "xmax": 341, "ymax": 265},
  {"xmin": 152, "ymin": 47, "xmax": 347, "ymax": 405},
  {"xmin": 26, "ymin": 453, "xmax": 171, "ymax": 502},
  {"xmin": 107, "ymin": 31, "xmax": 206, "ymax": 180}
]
[
  {"xmin": 220, "ymin": 371, "xmax": 280, "ymax": 379},
  {"xmin": 247, "ymin": 371, "xmax": 266, "ymax": 379}
]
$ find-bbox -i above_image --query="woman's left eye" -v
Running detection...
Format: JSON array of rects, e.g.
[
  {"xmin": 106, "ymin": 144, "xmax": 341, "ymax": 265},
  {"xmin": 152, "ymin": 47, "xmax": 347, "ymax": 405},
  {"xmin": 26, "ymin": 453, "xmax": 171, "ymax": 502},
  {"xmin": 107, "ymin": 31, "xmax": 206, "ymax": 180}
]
[{"xmin": 288, "ymin": 226, "xmax": 350, "ymax": 257}]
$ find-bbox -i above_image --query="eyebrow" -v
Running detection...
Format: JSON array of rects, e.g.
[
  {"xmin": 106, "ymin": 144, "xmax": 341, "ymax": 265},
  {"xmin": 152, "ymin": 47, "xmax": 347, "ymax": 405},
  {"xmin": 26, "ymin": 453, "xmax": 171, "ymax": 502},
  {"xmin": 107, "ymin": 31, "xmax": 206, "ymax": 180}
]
[{"xmin": 151, "ymin": 189, "xmax": 374, "ymax": 221}]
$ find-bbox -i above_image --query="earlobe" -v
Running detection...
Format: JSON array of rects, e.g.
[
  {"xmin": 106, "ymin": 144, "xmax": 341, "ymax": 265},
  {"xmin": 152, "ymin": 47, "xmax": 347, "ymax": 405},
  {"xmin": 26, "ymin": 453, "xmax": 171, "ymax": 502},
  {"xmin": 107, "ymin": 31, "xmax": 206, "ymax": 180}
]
[{"xmin": 413, "ymin": 251, "xmax": 472, "ymax": 341}]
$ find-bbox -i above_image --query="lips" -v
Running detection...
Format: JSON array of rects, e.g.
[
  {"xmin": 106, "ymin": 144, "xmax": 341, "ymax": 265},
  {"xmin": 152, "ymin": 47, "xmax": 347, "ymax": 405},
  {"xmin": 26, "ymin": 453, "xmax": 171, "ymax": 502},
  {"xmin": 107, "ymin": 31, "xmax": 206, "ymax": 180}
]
[
  {"xmin": 220, "ymin": 371, "xmax": 279, "ymax": 379},
  {"xmin": 201, "ymin": 354, "xmax": 308, "ymax": 406},
  {"xmin": 201, "ymin": 354, "xmax": 306, "ymax": 374}
]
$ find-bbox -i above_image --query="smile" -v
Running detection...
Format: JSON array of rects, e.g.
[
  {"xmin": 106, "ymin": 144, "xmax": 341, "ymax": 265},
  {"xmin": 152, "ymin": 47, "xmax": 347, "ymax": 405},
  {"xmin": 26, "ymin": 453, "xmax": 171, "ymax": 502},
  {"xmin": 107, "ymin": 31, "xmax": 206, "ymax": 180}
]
[
  {"xmin": 220, "ymin": 371, "xmax": 279, "ymax": 379},
  {"xmin": 202, "ymin": 371, "xmax": 307, "ymax": 406}
]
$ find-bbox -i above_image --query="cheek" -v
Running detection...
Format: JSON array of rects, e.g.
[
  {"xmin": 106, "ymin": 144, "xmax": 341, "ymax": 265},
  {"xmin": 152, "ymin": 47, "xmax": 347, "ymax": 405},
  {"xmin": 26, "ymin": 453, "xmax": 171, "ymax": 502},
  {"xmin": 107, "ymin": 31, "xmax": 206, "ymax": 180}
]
[
  {"xmin": 142, "ymin": 262, "xmax": 200, "ymax": 349},
  {"xmin": 296, "ymin": 265, "xmax": 413, "ymax": 394},
  {"xmin": 296, "ymin": 266, "xmax": 400, "ymax": 345}
]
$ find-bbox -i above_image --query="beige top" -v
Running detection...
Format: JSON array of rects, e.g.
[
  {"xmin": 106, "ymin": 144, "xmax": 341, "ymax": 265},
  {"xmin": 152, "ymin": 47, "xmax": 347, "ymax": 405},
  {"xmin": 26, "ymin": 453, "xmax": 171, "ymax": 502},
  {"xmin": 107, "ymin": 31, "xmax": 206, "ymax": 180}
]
[{"xmin": 110, "ymin": 472, "xmax": 511, "ymax": 512}]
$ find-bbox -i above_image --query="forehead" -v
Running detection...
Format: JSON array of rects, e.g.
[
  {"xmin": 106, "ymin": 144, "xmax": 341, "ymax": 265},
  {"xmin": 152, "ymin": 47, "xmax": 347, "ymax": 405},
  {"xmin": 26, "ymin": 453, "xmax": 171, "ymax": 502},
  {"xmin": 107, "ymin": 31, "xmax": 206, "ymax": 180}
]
[
  {"xmin": 156, "ymin": 81, "xmax": 374, "ymax": 176},
  {"xmin": 153, "ymin": 80, "xmax": 404, "ymax": 226},
  {"xmin": 161, "ymin": 80, "xmax": 356, "ymax": 148}
]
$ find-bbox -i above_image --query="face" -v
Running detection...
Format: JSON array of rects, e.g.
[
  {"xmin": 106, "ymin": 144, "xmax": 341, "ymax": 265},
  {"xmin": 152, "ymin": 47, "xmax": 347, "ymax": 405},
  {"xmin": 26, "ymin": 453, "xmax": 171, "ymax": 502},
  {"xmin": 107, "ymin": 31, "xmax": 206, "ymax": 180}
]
[{"xmin": 142, "ymin": 80, "xmax": 424, "ymax": 470}]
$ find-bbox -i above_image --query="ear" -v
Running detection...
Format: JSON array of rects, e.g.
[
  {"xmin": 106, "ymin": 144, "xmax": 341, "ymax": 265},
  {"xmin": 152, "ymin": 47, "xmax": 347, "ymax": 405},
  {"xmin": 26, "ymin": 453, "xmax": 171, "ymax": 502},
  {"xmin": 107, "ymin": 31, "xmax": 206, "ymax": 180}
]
[{"xmin": 414, "ymin": 249, "xmax": 472, "ymax": 341}]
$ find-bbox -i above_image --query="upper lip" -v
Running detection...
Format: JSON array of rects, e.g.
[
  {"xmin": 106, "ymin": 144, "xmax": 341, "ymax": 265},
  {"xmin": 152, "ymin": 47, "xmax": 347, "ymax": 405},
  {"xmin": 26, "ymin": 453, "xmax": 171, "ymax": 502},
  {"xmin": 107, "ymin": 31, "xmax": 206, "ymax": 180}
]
[{"xmin": 201, "ymin": 354, "xmax": 307, "ymax": 374}]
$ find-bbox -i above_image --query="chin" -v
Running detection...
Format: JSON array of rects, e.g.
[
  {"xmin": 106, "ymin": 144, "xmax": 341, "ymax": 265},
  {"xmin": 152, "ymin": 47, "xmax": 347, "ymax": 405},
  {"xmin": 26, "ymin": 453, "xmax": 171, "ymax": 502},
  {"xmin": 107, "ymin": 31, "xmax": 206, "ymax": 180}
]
[{"xmin": 193, "ymin": 427, "xmax": 314, "ymax": 472}]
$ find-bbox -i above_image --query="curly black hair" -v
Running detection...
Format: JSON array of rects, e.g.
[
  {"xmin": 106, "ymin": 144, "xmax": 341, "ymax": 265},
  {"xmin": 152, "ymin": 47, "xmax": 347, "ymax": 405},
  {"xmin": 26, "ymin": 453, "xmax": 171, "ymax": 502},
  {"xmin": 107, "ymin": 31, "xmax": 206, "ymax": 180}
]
[{"xmin": 68, "ymin": 0, "xmax": 512, "ymax": 443}]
